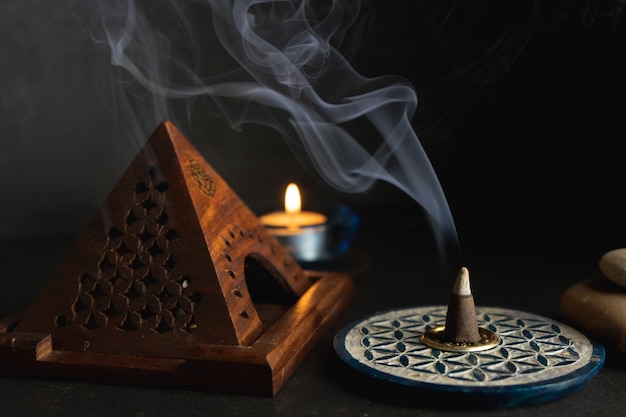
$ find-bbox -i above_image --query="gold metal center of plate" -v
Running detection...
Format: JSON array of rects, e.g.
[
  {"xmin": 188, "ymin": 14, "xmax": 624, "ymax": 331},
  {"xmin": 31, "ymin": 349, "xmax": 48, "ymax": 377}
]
[{"xmin": 421, "ymin": 326, "xmax": 500, "ymax": 352}]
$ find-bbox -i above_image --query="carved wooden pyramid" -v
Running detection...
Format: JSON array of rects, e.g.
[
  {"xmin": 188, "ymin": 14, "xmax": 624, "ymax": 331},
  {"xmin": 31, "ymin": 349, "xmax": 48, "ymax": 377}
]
[{"xmin": 0, "ymin": 121, "xmax": 353, "ymax": 395}]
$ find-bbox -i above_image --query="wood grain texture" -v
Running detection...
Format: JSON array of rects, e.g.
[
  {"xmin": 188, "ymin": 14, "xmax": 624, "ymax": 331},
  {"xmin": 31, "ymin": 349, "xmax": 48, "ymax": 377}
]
[{"xmin": 0, "ymin": 122, "xmax": 353, "ymax": 395}]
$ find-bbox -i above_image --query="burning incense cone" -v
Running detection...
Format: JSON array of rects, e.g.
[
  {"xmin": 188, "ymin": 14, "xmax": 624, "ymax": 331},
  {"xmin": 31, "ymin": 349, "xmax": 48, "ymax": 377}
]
[
  {"xmin": 421, "ymin": 266, "xmax": 499, "ymax": 351},
  {"xmin": 443, "ymin": 267, "xmax": 482, "ymax": 344}
]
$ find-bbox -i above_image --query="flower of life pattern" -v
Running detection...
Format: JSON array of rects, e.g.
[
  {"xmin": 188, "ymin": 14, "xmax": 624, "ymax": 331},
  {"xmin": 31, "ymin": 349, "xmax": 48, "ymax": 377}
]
[{"xmin": 340, "ymin": 306, "xmax": 594, "ymax": 387}]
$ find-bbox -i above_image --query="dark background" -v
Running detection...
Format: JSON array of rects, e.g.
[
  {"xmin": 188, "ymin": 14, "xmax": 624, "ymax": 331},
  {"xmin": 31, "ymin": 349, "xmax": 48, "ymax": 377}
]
[
  {"xmin": 1, "ymin": 1, "xmax": 624, "ymax": 251},
  {"xmin": 349, "ymin": 1, "xmax": 626, "ymax": 268},
  {"xmin": 3, "ymin": 0, "xmax": 625, "ymax": 266}
]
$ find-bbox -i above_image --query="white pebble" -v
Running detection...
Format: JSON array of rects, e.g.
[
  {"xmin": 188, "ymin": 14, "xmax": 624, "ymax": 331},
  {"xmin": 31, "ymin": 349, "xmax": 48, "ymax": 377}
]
[{"xmin": 599, "ymin": 248, "xmax": 626, "ymax": 288}]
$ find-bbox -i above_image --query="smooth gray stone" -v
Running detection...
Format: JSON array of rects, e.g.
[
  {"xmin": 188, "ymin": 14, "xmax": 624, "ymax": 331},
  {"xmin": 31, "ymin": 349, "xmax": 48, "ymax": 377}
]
[{"xmin": 561, "ymin": 278, "xmax": 626, "ymax": 353}]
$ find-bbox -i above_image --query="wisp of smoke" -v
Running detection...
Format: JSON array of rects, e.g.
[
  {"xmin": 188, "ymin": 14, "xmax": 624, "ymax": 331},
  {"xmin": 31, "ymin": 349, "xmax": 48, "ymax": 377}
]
[
  {"xmin": 91, "ymin": 0, "xmax": 460, "ymax": 263},
  {"xmin": 0, "ymin": 0, "xmax": 459, "ymax": 264}
]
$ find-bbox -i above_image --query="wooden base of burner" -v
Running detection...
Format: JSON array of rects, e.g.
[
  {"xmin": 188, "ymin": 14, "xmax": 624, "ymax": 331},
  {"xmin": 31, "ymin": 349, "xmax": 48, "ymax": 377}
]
[
  {"xmin": 0, "ymin": 122, "xmax": 353, "ymax": 396},
  {"xmin": 0, "ymin": 271, "xmax": 352, "ymax": 396}
]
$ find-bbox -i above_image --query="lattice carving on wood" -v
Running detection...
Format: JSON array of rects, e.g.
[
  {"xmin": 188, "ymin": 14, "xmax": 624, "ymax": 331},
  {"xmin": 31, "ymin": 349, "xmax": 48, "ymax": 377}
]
[
  {"xmin": 53, "ymin": 165, "xmax": 200, "ymax": 336},
  {"xmin": 13, "ymin": 121, "xmax": 311, "ymax": 357}
]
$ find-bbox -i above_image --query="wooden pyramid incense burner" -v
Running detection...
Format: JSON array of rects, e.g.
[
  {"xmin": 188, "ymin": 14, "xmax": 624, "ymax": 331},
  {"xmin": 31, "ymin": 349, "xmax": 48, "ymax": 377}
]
[{"xmin": 0, "ymin": 122, "xmax": 353, "ymax": 396}]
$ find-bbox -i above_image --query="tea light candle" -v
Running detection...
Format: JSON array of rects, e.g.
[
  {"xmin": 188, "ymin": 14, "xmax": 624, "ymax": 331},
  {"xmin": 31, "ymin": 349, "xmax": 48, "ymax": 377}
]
[
  {"xmin": 260, "ymin": 183, "xmax": 327, "ymax": 229},
  {"xmin": 260, "ymin": 183, "xmax": 330, "ymax": 262}
]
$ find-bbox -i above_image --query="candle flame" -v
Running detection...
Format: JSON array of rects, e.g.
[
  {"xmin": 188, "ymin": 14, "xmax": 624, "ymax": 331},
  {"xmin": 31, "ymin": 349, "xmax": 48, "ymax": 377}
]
[{"xmin": 284, "ymin": 183, "xmax": 301, "ymax": 215}]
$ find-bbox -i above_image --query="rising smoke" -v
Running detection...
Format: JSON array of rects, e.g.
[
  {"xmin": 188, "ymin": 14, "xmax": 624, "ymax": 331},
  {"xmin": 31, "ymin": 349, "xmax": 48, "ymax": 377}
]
[
  {"xmin": 0, "ymin": 0, "xmax": 451, "ymax": 269},
  {"xmin": 2, "ymin": 0, "xmax": 622, "ymax": 267},
  {"xmin": 90, "ymin": 0, "xmax": 460, "ymax": 263}
]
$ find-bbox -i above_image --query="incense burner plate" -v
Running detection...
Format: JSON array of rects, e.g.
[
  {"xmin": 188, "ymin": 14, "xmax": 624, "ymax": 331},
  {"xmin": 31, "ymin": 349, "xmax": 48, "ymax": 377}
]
[{"xmin": 334, "ymin": 306, "xmax": 604, "ymax": 408}]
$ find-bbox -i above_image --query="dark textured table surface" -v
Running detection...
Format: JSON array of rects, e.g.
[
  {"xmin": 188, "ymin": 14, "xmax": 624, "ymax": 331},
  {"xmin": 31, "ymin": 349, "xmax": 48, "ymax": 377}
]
[{"xmin": 2, "ymin": 204, "xmax": 626, "ymax": 417}]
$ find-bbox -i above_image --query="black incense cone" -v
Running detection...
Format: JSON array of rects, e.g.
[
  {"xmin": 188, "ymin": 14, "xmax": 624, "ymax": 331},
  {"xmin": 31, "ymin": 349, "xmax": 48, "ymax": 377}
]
[{"xmin": 443, "ymin": 267, "xmax": 481, "ymax": 344}]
